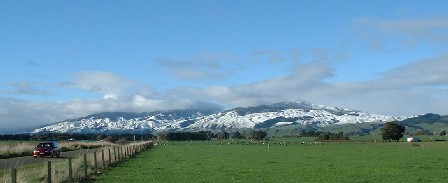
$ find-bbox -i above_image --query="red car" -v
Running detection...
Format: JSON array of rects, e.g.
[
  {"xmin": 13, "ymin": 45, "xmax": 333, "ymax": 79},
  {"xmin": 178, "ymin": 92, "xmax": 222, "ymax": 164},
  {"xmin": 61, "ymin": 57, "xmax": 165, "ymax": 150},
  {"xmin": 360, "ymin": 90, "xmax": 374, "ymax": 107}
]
[{"xmin": 33, "ymin": 141, "xmax": 61, "ymax": 158}]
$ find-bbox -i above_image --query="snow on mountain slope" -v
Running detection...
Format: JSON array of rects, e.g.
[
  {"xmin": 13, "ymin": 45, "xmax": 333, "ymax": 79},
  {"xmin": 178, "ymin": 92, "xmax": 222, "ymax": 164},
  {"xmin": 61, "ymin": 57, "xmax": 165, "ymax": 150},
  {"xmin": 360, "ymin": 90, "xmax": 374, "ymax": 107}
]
[
  {"xmin": 32, "ymin": 112, "xmax": 206, "ymax": 134},
  {"xmin": 30, "ymin": 102, "xmax": 405, "ymax": 134},
  {"xmin": 187, "ymin": 108, "xmax": 399, "ymax": 130}
]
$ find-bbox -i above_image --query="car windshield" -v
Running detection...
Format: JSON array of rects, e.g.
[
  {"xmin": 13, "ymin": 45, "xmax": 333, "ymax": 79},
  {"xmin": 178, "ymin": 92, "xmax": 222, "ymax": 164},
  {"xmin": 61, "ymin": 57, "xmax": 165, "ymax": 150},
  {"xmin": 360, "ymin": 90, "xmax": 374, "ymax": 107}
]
[{"xmin": 36, "ymin": 143, "xmax": 54, "ymax": 148}]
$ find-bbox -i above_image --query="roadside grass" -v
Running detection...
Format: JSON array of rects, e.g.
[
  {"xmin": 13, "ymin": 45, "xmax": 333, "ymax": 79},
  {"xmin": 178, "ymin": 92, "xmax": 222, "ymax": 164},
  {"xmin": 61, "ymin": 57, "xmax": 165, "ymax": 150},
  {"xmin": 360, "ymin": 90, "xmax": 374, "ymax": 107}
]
[
  {"xmin": 0, "ymin": 141, "xmax": 116, "ymax": 159},
  {"xmin": 1, "ymin": 148, "xmax": 101, "ymax": 183},
  {"xmin": 95, "ymin": 140, "xmax": 448, "ymax": 182},
  {"xmin": 1, "ymin": 142, "xmax": 151, "ymax": 182},
  {"xmin": 0, "ymin": 141, "xmax": 38, "ymax": 159}
]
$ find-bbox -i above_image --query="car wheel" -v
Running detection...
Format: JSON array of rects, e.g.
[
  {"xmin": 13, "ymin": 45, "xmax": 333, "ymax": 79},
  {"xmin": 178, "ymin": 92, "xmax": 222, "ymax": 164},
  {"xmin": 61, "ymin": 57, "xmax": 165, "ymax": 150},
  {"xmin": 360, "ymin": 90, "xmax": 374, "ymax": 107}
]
[{"xmin": 51, "ymin": 152, "xmax": 54, "ymax": 158}]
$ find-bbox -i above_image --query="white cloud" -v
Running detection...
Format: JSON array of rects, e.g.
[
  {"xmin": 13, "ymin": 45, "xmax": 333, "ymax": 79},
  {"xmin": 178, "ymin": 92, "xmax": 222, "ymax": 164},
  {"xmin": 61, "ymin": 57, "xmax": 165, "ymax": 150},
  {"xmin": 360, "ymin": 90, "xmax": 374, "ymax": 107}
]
[
  {"xmin": 354, "ymin": 17, "xmax": 448, "ymax": 49},
  {"xmin": 170, "ymin": 69, "xmax": 226, "ymax": 81},
  {"xmin": 157, "ymin": 52, "xmax": 235, "ymax": 82},
  {"xmin": 61, "ymin": 71, "xmax": 137, "ymax": 98},
  {"xmin": 0, "ymin": 97, "xmax": 70, "ymax": 132},
  {"xmin": 167, "ymin": 61, "xmax": 333, "ymax": 107},
  {"xmin": 1, "ymin": 55, "xmax": 448, "ymax": 132},
  {"xmin": 165, "ymin": 56, "xmax": 448, "ymax": 116},
  {"xmin": 12, "ymin": 81, "xmax": 35, "ymax": 94},
  {"xmin": 5, "ymin": 81, "xmax": 52, "ymax": 96},
  {"xmin": 1, "ymin": 56, "xmax": 447, "ymax": 132},
  {"xmin": 374, "ymin": 17, "xmax": 448, "ymax": 35},
  {"xmin": 103, "ymin": 94, "xmax": 117, "ymax": 100},
  {"xmin": 252, "ymin": 50, "xmax": 284, "ymax": 63},
  {"xmin": 132, "ymin": 95, "xmax": 162, "ymax": 109},
  {"xmin": 377, "ymin": 55, "xmax": 448, "ymax": 87}
]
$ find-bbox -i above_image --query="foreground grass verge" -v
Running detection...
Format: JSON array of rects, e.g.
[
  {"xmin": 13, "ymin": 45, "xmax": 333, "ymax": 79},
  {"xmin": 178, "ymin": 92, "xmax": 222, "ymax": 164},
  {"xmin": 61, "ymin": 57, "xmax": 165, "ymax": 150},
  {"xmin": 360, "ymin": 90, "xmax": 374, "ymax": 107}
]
[
  {"xmin": 0, "ymin": 141, "xmax": 116, "ymax": 159},
  {"xmin": 95, "ymin": 140, "xmax": 448, "ymax": 182},
  {"xmin": 1, "ymin": 142, "xmax": 152, "ymax": 183}
]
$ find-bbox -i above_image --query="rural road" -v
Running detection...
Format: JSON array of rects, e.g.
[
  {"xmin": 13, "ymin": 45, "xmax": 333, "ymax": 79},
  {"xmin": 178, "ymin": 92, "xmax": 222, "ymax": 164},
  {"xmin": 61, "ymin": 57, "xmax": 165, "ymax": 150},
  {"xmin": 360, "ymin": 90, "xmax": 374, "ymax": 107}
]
[{"xmin": 0, "ymin": 148, "xmax": 98, "ymax": 170}]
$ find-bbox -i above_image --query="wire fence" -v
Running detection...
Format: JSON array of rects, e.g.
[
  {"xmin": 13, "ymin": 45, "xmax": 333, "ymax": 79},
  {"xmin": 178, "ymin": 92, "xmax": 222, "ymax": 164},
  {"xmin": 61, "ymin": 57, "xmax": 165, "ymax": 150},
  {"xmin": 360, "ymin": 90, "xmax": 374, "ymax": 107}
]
[{"xmin": 3, "ymin": 141, "xmax": 153, "ymax": 183}]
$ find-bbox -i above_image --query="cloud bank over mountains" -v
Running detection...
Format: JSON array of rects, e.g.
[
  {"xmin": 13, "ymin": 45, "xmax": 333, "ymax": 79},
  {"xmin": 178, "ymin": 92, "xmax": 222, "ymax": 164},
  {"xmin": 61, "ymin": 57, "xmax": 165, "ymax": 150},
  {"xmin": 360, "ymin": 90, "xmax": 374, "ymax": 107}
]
[
  {"xmin": 2, "ymin": 53, "xmax": 447, "ymax": 131},
  {"xmin": 1, "ymin": 6, "xmax": 447, "ymax": 132}
]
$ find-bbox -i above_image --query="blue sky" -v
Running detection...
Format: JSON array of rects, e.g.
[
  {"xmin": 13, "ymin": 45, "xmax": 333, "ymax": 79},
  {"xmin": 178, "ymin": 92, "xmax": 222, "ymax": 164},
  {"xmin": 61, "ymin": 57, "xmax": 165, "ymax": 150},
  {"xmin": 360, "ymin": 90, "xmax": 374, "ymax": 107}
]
[{"xmin": 1, "ymin": 1, "xmax": 448, "ymax": 132}]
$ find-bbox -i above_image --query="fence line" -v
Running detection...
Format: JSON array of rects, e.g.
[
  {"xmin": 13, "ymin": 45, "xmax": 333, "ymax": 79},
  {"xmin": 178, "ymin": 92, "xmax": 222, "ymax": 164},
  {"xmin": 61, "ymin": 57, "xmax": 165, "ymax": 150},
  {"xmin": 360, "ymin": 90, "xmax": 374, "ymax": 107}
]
[{"xmin": 5, "ymin": 141, "xmax": 153, "ymax": 183}]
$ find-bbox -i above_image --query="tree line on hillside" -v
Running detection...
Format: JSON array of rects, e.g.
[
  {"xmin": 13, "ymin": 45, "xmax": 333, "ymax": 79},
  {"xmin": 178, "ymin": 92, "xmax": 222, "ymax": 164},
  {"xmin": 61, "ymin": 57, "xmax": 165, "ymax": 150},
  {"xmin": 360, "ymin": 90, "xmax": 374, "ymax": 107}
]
[
  {"xmin": 296, "ymin": 122, "xmax": 406, "ymax": 142},
  {"xmin": 159, "ymin": 131, "xmax": 212, "ymax": 141},
  {"xmin": 0, "ymin": 133, "xmax": 154, "ymax": 143},
  {"xmin": 159, "ymin": 130, "xmax": 268, "ymax": 141},
  {"xmin": 299, "ymin": 130, "xmax": 349, "ymax": 140},
  {"xmin": 1, "ymin": 121, "xmax": 428, "ymax": 143}
]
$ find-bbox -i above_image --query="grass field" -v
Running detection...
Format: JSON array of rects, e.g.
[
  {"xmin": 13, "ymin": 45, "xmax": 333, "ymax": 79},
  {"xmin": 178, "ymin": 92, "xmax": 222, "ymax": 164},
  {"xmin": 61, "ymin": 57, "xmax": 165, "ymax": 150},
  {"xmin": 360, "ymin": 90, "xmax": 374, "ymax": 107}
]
[{"xmin": 94, "ymin": 139, "xmax": 448, "ymax": 182}]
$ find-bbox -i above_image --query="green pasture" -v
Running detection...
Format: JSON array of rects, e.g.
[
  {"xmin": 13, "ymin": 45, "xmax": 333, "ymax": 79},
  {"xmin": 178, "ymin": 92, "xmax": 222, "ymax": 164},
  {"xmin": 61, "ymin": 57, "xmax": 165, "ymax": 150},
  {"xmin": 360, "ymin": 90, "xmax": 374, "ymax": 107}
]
[{"xmin": 95, "ymin": 139, "xmax": 448, "ymax": 182}]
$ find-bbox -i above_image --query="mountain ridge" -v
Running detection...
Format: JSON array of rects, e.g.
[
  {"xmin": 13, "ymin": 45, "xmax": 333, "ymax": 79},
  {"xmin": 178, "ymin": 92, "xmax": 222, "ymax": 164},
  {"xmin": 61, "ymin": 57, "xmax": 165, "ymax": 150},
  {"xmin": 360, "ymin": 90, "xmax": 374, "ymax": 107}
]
[{"xmin": 30, "ymin": 102, "xmax": 408, "ymax": 134}]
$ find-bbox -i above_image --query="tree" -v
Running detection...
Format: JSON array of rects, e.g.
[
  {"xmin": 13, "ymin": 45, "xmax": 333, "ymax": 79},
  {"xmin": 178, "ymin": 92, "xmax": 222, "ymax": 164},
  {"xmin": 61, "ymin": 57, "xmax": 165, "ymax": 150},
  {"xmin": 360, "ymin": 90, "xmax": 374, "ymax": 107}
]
[
  {"xmin": 317, "ymin": 132, "xmax": 330, "ymax": 140},
  {"xmin": 217, "ymin": 131, "xmax": 229, "ymax": 140},
  {"xmin": 247, "ymin": 130, "xmax": 267, "ymax": 141},
  {"xmin": 96, "ymin": 134, "xmax": 105, "ymax": 141},
  {"xmin": 103, "ymin": 136, "xmax": 113, "ymax": 142},
  {"xmin": 380, "ymin": 122, "xmax": 405, "ymax": 142},
  {"xmin": 315, "ymin": 131, "xmax": 349, "ymax": 141},
  {"xmin": 440, "ymin": 131, "xmax": 446, "ymax": 136},
  {"xmin": 232, "ymin": 131, "xmax": 244, "ymax": 139}
]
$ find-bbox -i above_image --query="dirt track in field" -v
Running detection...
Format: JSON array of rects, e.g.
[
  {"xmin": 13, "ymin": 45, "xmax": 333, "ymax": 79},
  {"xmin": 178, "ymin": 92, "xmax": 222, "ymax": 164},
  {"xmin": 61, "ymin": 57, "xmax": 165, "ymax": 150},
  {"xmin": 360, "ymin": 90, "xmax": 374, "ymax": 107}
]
[{"xmin": 0, "ymin": 149, "xmax": 97, "ymax": 170}]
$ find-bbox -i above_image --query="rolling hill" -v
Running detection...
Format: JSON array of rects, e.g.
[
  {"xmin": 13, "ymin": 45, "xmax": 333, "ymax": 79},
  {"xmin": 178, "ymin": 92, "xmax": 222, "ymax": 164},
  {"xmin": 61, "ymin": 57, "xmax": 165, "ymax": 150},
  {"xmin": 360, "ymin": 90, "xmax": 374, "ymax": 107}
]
[{"xmin": 31, "ymin": 102, "xmax": 409, "ymax": 135}]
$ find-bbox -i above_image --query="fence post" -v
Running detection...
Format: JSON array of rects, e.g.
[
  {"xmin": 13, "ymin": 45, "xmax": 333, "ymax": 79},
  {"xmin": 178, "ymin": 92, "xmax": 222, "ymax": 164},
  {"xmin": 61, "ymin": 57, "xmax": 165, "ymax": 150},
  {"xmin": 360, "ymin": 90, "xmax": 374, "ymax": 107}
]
[
  {"xmin": 11, "ymin": 168, "xmax": 17, "ymax": 183},
  {"xmin": 123, "ymin": 146, "xmax": 126, "ymax": 159},
  {"xmin": 117, "ymin": 147, "xmax": 121, "ymax": 162},
  {"xmin": 68, "ymin": 157, "xmax": 73, "ymax": 183},
  {"xmin": 114, "ymin": 147, "xmax": 117, "ymax": 163},
  {"xmin": 83, "ymin": 153, "xmax": 88, "ymax": 178},
  {"xmin": 102, "ymin": 149, "xmax": 105, "ymax": 170},
  {"xmin": 47, "ymin": 161, "xmax": 52, "ymax": 183},
  {"xmin": 108, "ymin": 148, "xmax": 111, "ymax": 166},
  {"xmin": 93, "ymin": 151, "xmax": 97, "ymax": 173}
]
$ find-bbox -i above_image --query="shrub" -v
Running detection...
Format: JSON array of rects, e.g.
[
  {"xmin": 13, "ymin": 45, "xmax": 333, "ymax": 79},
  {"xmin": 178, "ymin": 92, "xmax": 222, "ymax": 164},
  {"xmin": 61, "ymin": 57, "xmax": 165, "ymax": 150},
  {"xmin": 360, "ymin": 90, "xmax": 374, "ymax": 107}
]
[
  {"xmin": 60, "ymin": 146, "xmax": 71, "ymax": 152},
  {"xmin": 116, "ymin": 138, "xmax": 128, "ymax": 145}
]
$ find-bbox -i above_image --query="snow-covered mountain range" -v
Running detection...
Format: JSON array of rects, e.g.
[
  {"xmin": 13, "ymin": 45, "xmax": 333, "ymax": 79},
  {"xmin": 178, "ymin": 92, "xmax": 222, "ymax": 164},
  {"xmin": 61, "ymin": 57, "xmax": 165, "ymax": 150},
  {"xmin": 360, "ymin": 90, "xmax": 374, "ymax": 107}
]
[{"xmin": 31, "ymin": 102, "xmax": 406, "ymax": 134}]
